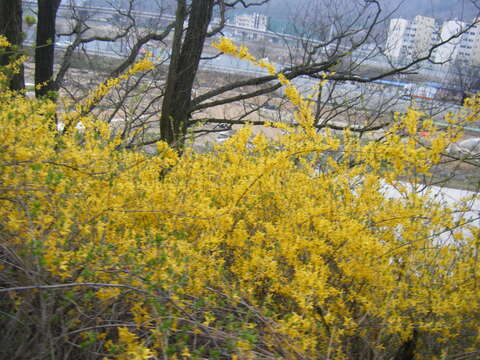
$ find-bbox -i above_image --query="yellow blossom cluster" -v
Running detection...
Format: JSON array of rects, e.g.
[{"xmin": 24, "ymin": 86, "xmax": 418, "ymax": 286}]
[
  {"xmin": 0, "ymin": 36, "xmax": 27, "ymax": 85},
  {"xmin": 213, "ymin": 37, "xmax": 327, "ymax": 132},
  {"xmin": 2, "ymin": 38, "xmax": 480, "ymax": 359},
  {"xmin": 0, "ymin": 35, "xmax": 9, "ymax": 47},
  {"xmin": 63, "ymin": 55, "xmax": 154, "ymax": 131}
]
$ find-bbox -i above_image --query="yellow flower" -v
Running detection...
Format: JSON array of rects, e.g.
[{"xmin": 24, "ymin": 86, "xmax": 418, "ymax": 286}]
[
  {"xmin": 0, "ymin": 35, "xmax": 9, "ymax": 47},
  {"xmin": 212, "ymin": 37, "xmax": 238, "ymax": 54}
]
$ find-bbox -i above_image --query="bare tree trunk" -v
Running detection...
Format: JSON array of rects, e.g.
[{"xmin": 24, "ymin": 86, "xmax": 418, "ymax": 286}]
[
  {"xmin": 393, "ymin": 329, "xmax": 418, "ymax": 360},
  {"xmin": 0, "ymin": 0, "xmax": 25, "ymax": 91},
  {"xmin": 35, "ymin": 0, "xmax": 61, "ymax": 98},
  {"xmin": 160, "ymin": 0, "xmax": 214, "ymax": 148}
]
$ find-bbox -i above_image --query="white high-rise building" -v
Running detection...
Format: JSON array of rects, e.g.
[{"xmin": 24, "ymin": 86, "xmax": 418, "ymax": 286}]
[
  {"xmin": 433, "ymin": 18, "xmax": 480, "ymax": 66},
  {"xmin": 386, "ymin": 15, "xmax": 480, "ymax": 66},
  {"xmin": 434, "ymin": 20, "xmax": 471, "ymax": 63},
  {"xmin": 456, "ymin": 19, "xmax": 480, "ymax": 66},
  {"xmin": 385, "ymin": 18, "xmax": 409, "ymax": 58},
  {"xmin": 385, "ymin": 15, "xmax": 438, "ymax": 61}
]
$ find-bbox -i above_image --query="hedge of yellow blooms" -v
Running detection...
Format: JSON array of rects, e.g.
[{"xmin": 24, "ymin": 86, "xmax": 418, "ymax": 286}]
[{"xmin": 2, "ymin": 35, "xmax": 480, "ymax": 359}]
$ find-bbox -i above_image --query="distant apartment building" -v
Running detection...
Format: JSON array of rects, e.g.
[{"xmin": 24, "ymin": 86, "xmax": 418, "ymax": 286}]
[
  {"xmin": 234, "ymin": 13, "xmax": 268, "ymax": 31},
  {"xmin": 386, "ymin": 15, "xmax": 480, "ymax": 66},
  {"xmin": 434, "ymin": 20, "xmax": 467, "ymax": 63},
  {"xmin": 434, "ymin": 19, "xmax": 480, "ymax": 66},
  {"xmin": 231, "ymin": 13, "xmax": 269, "ymax": 41},
  {"xmin": 385, "ymin": 15, "xmax": 438, "ymax": 61}
]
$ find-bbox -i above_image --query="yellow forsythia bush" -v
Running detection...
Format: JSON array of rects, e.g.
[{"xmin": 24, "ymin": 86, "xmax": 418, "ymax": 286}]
[{"xmin": 1, "ymin": 36, "xmax": 480, "ymax": 359}]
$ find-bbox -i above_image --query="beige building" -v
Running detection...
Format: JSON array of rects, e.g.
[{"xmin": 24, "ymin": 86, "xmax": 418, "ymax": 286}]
[
  {"xmin": 232, "ymin": 13, "xmax": 269, "ymax": 41},
  {"xmin": 234, "ymin": 13, "xmax": 268, "ymax": 31}
]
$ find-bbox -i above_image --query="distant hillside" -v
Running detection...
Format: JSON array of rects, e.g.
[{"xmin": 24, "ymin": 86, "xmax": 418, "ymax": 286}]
[
  {"xmin": 239, "ymin": 0, "xmax": 479, "ymax": 23},
  {"xmin": 78, "ymin": 0, "xmax": 479, "ymax": 24},
  {"xmin": 385, "ymin": 0, "xmax": 478, "ymax": 21}
]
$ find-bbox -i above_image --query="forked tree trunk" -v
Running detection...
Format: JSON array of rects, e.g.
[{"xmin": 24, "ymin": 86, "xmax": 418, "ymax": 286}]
[
  {"xmin": 160, "ymin": 0, "xmax": 214, "ymax": 148},
  {"xmin": 0, "ymin": 0, "xmax": 25, "ymax": 91},
  {"xmin": 35, "ymin": 0, "xmax": 61, "ymax": 98}
]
